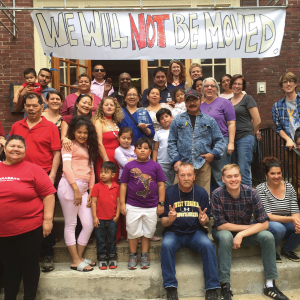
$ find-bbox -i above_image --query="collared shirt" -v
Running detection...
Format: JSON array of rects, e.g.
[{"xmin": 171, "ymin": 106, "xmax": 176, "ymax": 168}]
[
  {"xmin": 10, "ymin": 116, "xmax": 61, "ymax": 172},
  {"xmin": 211, "ymin": 184, "xmax": 269, "ymax": 229},
  {"xmin": 272, "ymin": 92, "xmax": 300, "ymax": 140},
  {"xmin": 168, "ymin": 111, "xmax": 225, "ymax": 169},
  {"xmin": 90, "ymin": 79, "xmax": 114, "ymax": 99},
  {"xmin": 141, "ymin": 85, "xmax": 171, "ymax": 107}
]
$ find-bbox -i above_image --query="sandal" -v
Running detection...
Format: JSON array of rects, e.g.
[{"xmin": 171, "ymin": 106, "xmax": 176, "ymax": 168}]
[
  {"xmin": 70, "ymin": 261, "xmax": 93, "ymax": 272},
  {"xmin": 84, "ymin": 258, "xmax": 96, "ymax": 267},
  {"xmin": 150, "ymin": 236, "xmax": 161, "ymax": 241}
]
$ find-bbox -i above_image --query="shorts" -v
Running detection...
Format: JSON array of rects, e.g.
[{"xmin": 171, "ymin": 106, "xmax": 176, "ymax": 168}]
[{"xmin": 126, "ymin": 204, "xmax": 157, "ymax": 239}]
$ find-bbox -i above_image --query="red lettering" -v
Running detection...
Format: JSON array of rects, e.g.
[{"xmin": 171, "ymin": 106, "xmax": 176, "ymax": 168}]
[
  {"xmin": 146, "ymin": 15, "xmax": 155, "ymax": 48},
  {"xmin": 153, "ymin": 15, "xmax": 169, "ymax": 48},
  {"xmin": 129, "ymin": 13, "xmax": 146, "ymax": 50}
]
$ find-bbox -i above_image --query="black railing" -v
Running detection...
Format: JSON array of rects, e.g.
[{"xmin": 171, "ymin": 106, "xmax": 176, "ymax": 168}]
[{"xmin": 252, "ymin": 127, "xmax": 300, "ymax": 201}]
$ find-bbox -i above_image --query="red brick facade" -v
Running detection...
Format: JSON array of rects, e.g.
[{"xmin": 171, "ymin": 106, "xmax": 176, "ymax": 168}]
[{"xmin": 0, "ymin": 1, "xmax": 299, "ymax": 133}]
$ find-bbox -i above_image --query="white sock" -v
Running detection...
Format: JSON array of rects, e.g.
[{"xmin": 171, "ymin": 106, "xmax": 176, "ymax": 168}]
[{"xmin": 266, "ymin": 279, "xmax": 274, "ymax": 288}]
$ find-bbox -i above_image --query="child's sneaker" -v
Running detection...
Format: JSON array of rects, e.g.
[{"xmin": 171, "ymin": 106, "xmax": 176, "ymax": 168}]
[
  {"xmin": 128, "ymin": 253, "xmax": 138, "ymax": 270},
  {"xmin": 108, "ymin": 255, "xmax": 117, "ymax": 269},
  {"xmin": 99, "ymin": 260, "xmax": 108, "ymax": 270},
  {"xmin": 140, "ymin": 252, "xmax": 150, "ymax": 269}
]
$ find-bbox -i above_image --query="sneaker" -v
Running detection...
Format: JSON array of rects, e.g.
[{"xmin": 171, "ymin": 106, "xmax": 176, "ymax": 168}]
[
  {"xmin": 42, "ymin": 256, "xmax": 55, "ymax": 272},
  {"xmin": 221, "ymin": 283, "xmax": 233, "ymax": 300},
  {"xmin": 140, "ymin": 252, "xmax": 150, "ymax": 269},
  {"xmin": 150, "ymin": 236, "xmax": 161, "ymax": 241},
  {"xmin": 128, "ymin": 253, "xmax": 138, "ymax": 270},
  {"xmin": 276, "ymin": 252, "xmax": 282, "ymax": 263},
  {"xmin": 263, "ymin": 281, "xmax": 290, "ymax": 300},
  {"xmin": 166, "ymin": 287, "xmax": 179, "ymax": 300},
  {"xmin": 205, "ymin": 288, "xmax": 218, "ymax": 300},
  {"xmin": 281, "ymin": 249, "xmax": 300, "ymax": 262},
  {"xmin": 99, "ymin": 260, "xmax": 108, "ymax": 270},
  {"xmin": 108, "ymin": 258, "xmax": 117, "ymax": 269}
]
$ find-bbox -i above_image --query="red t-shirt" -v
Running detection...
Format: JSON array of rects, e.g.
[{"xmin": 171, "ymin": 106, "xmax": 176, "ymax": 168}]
[
  {"xmin": 0, "ymin": 161, "xmax": 56, "ymax": 237},
  {"xmin": 91, "ymin": 181, "xmax": 120, "ymax": 220},
  {"xmin": 10, "ymin": 117, "xmax": 61, "ymax": 172},
  {"xmin": 0, "ymin": 121, "xmax": 5, "ymax": 136},
  {"xmin": 22, "ymin": 82, "xmax": 43, "ymax": 95}
]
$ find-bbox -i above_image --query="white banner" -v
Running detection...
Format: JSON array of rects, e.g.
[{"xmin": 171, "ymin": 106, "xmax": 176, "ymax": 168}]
[{"xmin": 31, "ymin": 8, "xmax": 286, "ymax": 60}]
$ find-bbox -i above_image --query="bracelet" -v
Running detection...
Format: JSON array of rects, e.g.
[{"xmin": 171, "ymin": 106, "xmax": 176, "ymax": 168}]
[{"xmin": 103, "ymin": 156, "xmax": 108, "ymax": 161}]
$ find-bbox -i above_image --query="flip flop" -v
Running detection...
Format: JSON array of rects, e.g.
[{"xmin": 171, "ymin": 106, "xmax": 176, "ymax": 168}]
[
  {"xmin": 84, "ymin": 258, "xmax": 96, "ymax": 267},
  {"xmin": 70, "ymin": 261, "xmax": 93, "ymax": 272}
]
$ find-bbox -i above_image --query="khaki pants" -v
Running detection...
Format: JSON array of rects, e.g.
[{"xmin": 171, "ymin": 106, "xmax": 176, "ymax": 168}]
[
  {"xmin": 285, "ymin": 150, "xmax": 300, "ymax": 198},
  {"xmin": 194, "ymin": 163, "xmax": 211, "ymax": 197}
]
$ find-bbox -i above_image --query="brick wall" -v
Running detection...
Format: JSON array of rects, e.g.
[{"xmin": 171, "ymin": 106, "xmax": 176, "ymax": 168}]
[
  {"xmin": 241, "ymin": 0, "xmax": 300, "ymax": 128},
  {"xmin": 0, "ymin": 0, "xmax": 34, "ymax": 135}
]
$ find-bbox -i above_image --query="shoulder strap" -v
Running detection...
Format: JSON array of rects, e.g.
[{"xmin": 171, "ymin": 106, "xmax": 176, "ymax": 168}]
[{"xmin": 124, "ymin": 107, "xmax": 150, "ymax": 138}]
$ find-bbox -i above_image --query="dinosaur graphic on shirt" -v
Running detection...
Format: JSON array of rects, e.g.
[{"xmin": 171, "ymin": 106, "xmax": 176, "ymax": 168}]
[{"xmin": 130, "ymin": 167, "xmax": 152, "ymax": 198}]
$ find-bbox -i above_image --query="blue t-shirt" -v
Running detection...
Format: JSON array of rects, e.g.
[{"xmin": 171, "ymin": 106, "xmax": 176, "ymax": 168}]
[
  {"xmin": 120, "ymin": 159, "xmax": 166, "ymax": 208},
  {"xmin": 160, "ymin": 184, "xmax": 210, "ymax": 235}
]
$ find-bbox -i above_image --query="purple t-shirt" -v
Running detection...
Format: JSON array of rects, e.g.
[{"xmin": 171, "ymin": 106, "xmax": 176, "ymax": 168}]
[
  {"xmin": 120, "ymin": 160, "xmax": 166, "ymax": 208},
  {"xmin": 200, "ymin": 97, "xmax": 235, "ymax": 137}
]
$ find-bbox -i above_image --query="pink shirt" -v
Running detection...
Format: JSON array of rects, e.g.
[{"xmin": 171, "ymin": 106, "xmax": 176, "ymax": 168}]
[{"xmin": 90, "ymin": 79, "xmax": 114, "ymax": 99}]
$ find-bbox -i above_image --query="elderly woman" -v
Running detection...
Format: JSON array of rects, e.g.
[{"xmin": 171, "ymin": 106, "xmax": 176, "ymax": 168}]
[
  {"xmin": 166, "ymin": 60, "xmax": 186, "ymax": 90},
  {"xmin": 0, "ymin": 135, "xmax": 55, "ymax": 300},
  {"xmin": 200, "ymin": 78, "xmax": 236, "ymax": 192},
  {"xmin": 230, "ymin": 74, "xmax": 261, "ymax": 187},
  {"xmin": 119, "ymin": 86, "xmax": 155, "ymax": 144},
  {"xmin": 256, "ymin": 157, "xmax": 300, "ymax": 263},
  {"xmin": 110, "ymin": 73, "xmax": 132, "ymax": 106},
  {"xmin": 61, "ymin": 74, "xmax": 101, "ymax": 117}
]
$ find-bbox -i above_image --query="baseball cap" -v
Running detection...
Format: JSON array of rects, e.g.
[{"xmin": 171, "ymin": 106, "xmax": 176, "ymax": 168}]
[{"xmin": 185, "ymin": 90, "xmax": 200, "ymax": 101}]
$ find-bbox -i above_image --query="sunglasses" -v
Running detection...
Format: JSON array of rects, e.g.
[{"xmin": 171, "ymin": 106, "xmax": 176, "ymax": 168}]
[{"xmin": 94, "ymin": 69, "xmax": 105, "ymax": 73}]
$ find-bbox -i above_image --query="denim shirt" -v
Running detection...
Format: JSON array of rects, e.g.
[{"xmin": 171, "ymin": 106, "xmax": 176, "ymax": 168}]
[{"xmin": 168, "ymin": 111, "xmax": 225, "ymax": 169}]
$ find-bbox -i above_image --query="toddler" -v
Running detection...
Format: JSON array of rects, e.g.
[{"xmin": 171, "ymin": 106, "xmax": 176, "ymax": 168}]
[{"xmin": 171, "ymin": 88, "xmax": 186, "ymax": 117}]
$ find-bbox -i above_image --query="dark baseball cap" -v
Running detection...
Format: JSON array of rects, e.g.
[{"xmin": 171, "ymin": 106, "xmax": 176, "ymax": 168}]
[{"xmin": 185, "ymin": 89, "xmax": 200, "ymax": 101}]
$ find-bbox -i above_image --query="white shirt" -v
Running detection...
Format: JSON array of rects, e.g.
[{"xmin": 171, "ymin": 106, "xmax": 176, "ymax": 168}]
[
  {"xmin": 153, "ymin": 129, "xmax": 170, "ymax": 164},
  {"xmin": 114, "ymin": 146, "xmax": 136, "ymax": 179},
  {"xmin": 90, "ymin": 79, "xmax": 114, "ymax": 99}
]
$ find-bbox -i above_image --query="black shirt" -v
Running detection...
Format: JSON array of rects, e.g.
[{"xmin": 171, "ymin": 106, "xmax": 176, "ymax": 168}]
[{"xmin": 189, "ymin": 114, "xmax": 196, "ymax": 130}]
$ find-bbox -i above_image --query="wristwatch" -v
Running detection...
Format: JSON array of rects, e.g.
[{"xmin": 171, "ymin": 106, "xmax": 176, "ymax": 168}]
[{"xmin": 159, "ymin": 201, "xmax": 165, "ymax": 206}]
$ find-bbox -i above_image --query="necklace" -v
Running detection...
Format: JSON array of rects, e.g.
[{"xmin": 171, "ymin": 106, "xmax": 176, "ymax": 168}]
[
  {"xmin": 178, "ymin": 184, "xmax": 195, "ymax": 212},
  {"xmin": 105, "ymin": 116, "xmax": 119, "ymax": 138}
]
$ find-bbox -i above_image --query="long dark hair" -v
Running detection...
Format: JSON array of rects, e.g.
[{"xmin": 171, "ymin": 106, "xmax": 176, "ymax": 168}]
[
  {"xmin": 73, "ymin": 94, "xmax": 93, "ymax": 118},
  {"xmin": 67, "ymin": 115, "xmax": 98, "ymax": 164}
]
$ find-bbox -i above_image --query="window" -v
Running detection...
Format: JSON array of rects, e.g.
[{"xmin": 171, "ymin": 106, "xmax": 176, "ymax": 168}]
[{"xmin": 200, "ymin": 59, "xmax": 227, "ymax": 84}]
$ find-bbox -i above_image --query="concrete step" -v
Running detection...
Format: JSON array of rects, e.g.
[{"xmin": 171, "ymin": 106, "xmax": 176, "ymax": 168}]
[{"xmin": 35, "ymin": 257, "xmax": 300, "ymax": 300}]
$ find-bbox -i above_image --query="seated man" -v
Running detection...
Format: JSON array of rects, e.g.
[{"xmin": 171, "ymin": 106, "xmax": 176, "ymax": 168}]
[
  {"xmin": 160, "ymin": 162, "xmax": 220, "ymax": 300},
  {"xmin": 211, "ymin": 164, "xmax": 289, "ymax": 300}
]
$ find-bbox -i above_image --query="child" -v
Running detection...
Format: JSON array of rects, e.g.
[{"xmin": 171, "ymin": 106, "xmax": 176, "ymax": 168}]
[
  {"xmin": 91, "ymin": 161, "xmax": 120, "ymax": 270},
  {"xmin": 57, "ymin": 115, "xmax": 98, "ymax": 272},
  {"xmin": 171, "ymin": 87, "xmax": 186, "ymax": 117},
  {"xmin": 114, "ymin": 127, "xmax": 137, "ymax": 180},
  {"xmin": 13, "ymin": 68, "xmax": 44, "ymax": 104},
  {"xmin": 120, "ymin": 138, "xmax": 166, "ymax": 270},
  {"xmin": 153, "ymin": 108, "xmax": 175, "ymax": 189}
]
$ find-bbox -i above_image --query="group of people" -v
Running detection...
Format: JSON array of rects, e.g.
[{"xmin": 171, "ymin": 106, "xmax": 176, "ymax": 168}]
[{"xmin": 0, "ymin": 62, "xmax": 300, "ymax": 300}]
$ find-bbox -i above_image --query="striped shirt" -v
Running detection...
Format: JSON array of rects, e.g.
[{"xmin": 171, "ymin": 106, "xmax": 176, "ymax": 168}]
[{"xmin": 256, "ymin": 182, "xmax": 300, "ymax": 216}]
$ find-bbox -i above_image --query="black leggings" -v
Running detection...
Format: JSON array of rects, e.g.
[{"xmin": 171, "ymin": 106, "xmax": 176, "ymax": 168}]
[{"xmin": 0, "ymin": 226, "xmax": 43, "ymax": 300}]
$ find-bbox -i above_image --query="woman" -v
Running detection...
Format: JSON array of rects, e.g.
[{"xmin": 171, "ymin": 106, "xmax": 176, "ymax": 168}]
[
  {"xmin": 220, "ymin": 74, "xmax": 233, "ymax": 99},
  {"xmin": 110, "ymin": 72, "xmax": 132, "ymax": 106},
  {"xmin": 61, "ymin": 74, "xmax": 101, "ymax": 116},
  {"xmin": 230, "ymin": 74, "xmax": 261, "ymax": 187},
  {"xmin": 166, "ymin": 60, "xmax": 186, "ymax": 90},
  {"xmin": 42, "ymin": 90, "xmax": 63, "ymax": 133},
  {"xmin": 200, "ymin": 77, "xmax": 236, "ymax": 192},
  {"xmin": 146, "ymin": 87, "xmax": 173, "ymax": 132},
  {"xmin": 61, "ymin": 94, "xmax": 93, "ymax": 150},
  {"xmin": 93, "ymin": 96, "xmax": 124, "ymax": 184},
  {"xmin": 0, "ymin": 135, "xmax": 55, "ymax": 299},
  {"xmin": 119, "ymin": 86, "xmax": 155, "ymax": 144},
  {"xmin": 58, "ymin": 116, "xmax": 98, "ymax": 272},
  {"xmin": 192, "ymin": 77, "xmax": 206, "ymax": 104},
  {"xmin": 256, "ymin": 157, "xmax": 300, "ymax": 262}
]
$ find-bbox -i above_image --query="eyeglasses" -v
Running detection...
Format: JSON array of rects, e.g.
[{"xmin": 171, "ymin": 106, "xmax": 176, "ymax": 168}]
[
  {"xmin": 185, "ymin": 98, "xmax": 199, "ymax": 103},
  {"xmin": 127, "ymin": 93, "xmax": 138, "ymax": 97},
  {"xmin": 282, "ymin": 80, "xmax": 296, "ymax": 84},
  {"xmin": 94, "ymin": 69, "xmax": 105, "ymax": 73},
  {"xmin": 204, "ymin": 84, "xmax": 216, "ymax": 88}
]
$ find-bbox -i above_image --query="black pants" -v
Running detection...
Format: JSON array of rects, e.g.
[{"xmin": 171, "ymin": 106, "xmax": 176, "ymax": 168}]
[{"xmin": 0, "ymin": 226, "xmax": 43, "ymax": 300}]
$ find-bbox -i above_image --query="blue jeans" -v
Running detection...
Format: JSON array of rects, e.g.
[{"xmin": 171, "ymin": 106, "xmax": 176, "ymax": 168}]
[
  {"xmin": 160, "ymin": 231, "xmax": 220, "ymax": 290},
  {"xmin": 212, "ymin": 228, "xmax": 278, "ymax": 283},
  {"xmin": 231, "ymin": 135, "xmax": 255, "ymax": 187},
  {"xmin": 268, "ymin": 221, "xmax": 300, "ymax": 251},
  {"xmin": 211, "ymin": 137, "xmax": 231, "ymax": 194},
  {"xmin": 94, "ymin": 219, "xmax": 118, "ymax": 260},
  {"xmin": 160, "ymin": 163, "xmax": 175, "ymax": 189}
]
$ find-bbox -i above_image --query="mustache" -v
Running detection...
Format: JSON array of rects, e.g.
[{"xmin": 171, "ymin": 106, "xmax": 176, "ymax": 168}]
[{"xmin": 183, "ymin": 180, "xmax": 191, "ymax": 184}]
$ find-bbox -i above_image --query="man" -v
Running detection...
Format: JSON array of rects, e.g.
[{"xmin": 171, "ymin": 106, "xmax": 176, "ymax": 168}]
[
  {"xmin": 110, "ymin": 72, "xmax": 132, "ymax": 106},
  {"xmin": 90, "ymin": 64, "xmax": 114, "ymax": 99},
  {"xmin": 272, "ymin": 72, "xmax": 300, "ymax": 194},
  {"xmin": 14, "ymin": 68, "xmax": 56, "ymax": 114},
  {"xmin": 10, "ymin": 92, "xmax": 61, "ymax": 273},
  {"xmin": 160, "ymin": 162, "xmax": 220, "ymax": 300},
  {"xmin": 211, "ymin": 164, "xmax": 289, "ymax": 300},
  {"xmin": 168, "ymin": 90, "xmax": 225, "ymax": 196},
  {"xmin": 186, "ymin": 63, "xmax": 203, "ymax": 93},
  {"xmin": 141, "ymin": 67, "xmax": 171, "ymax": 107}
]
